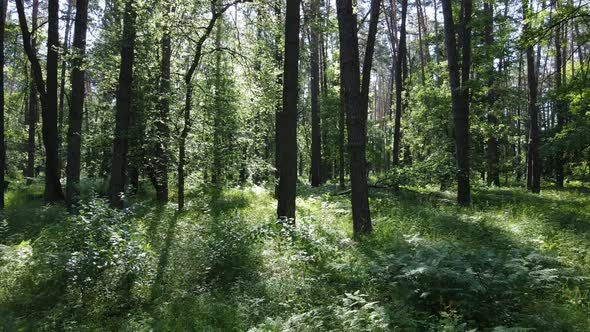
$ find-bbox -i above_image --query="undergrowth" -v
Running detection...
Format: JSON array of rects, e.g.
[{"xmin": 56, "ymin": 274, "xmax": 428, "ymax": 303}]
[{"xmin": 1, "ymin": 182, "xmax": 589, "ymax": 331}]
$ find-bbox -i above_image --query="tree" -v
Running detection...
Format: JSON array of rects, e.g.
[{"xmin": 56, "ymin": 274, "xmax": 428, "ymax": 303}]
[
  {"xmin": 393, "ymin": 0, "xmax": 408, "ymax": 167},
  {"xmin": 484, "ymin": 1, "xmax": 500, "ymax": 187},
  {"xmin": 59, "ymin": 0, "xmax": 74, "ymax": 175},
  {"xmin": 276, "ymin": 0, "xmax": 301, "ymax": 222},
  {"xmin": 553, "ymin": 0, "xmax": 565, "ymax": 188},
  {"xmin": 308, "ymin": 0, "xmax": 322, "ymax": 187},
  {"xmin": 152, "ymin": 1, "xmax": 172, "ymax": 203},
  {"xmin": 109, "ymin": 0, "xmax": 136, "ymax": 209},
  {"xmin": 16, "ymin": 0, "xmax": 65, "ymax": 203},
  {"xmin": 25, "ymin": 0, "xmax": 39, "ymax": 186},
  {"xmin": 177, "ymin": 0, "xmax": 248, "ymax": 212},
  {"xmin": 0, "ymin": 0, "xmax": 7, "ymax": 209},
  {"xmin": 336, "ymin": 0, "xmax": 381, "ymax": 235},
  {"xmin": 441, "ymin": 0, "xmax": 472, "ymax": 205},
  {"xmin": 66, "ymin": 0, "xmax": 89, "ymax": 208},
  {"xmin": 522, "ymin": 0, "xmax": 541, "ymax": 193}
]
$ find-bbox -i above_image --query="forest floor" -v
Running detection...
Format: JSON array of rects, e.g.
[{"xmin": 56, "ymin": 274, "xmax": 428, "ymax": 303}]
[{"xmin": 1, "ymin": 181, "xmax": 590, "ymax": 331}]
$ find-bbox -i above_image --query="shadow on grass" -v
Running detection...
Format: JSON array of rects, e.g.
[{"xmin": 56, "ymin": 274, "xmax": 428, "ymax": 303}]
[
  {"xmin": 1, "ymin": 184, "xmax": 60, "ymax": 245},
  {"xmin": 348, "ymin": 186, "xmax": 590, "ymax": 330},
  {"xmin": 147, "ymin": 188, "xmax": 266, "ymax": 331}
]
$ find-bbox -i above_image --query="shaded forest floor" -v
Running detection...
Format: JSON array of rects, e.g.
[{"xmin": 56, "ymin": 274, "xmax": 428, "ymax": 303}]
[{"xmin": 1, "ymin": 181, "xmax": 590, "ymax": 331}]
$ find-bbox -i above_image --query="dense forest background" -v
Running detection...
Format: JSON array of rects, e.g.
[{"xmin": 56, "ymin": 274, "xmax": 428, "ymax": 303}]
[{"xmin": 0, "ymin": 0, "xmax": 589, "ymax": 330}]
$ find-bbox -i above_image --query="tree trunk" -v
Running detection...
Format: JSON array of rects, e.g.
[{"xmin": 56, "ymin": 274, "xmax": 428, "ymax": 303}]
[
  {"xmin": 25, "ymin": 0, "xmax": 39, "ymax": 186},
  {"xmin": 441, "ymin": 0, "xmax": 472, "ymax": 205},
  {"xmin": 16, "ymin": 0, "xmax": 65, "ymax": 203},
  {"xmin": 554, "ymin": 0, "xmax": 564, "ymax": 188},
  {"xmin": 109, "ymin": 0, "xmax": 136, "ymax": 209},
  {"xmin": 0, "ymin": 0, "xmax": 7, "ymax": 209},
  {"xmin": 43, "ymin": 0, "xmax": 66, "ymax": 203},
  {"xmin": 339, "ymin": 84, "xmax": 346, "ymax": 189},
  {"xmin": 177, "ymin": 2, "xmax": 237, "ymax": 212},
  {"xmin": 336, "ymin": 0, "xmax": 380, "ymax": 235},
  {"xmin": 276, "ymin": 0, "xmax": 301, "ymax": 223},
  {"xmin": 393, "ymin": 0, "xmax": 408, "ymax": 167},
  {"xmin": 484, "ymin": 1, "xmax": 500, "ymax": 187},
  {"xmin": 212, "ymin": 22, "xmax": 223, "ymax": 185},
  {"xmin": 273, "ymin": 1, "xmax": 282, "ymax": 197},
  {"xmin": 516, "ymin": 51, "xmax": 523, "ymax": 182},
  {"xmin": 154, "ymin": 1, "xmax": 172, "ymax": 202},
  {"xmin": 523, "ymin": 0, "xmax": 541, "ymax": 193},
  {"xmin": 66, "ymin": 0, "xmax": 89, "ymax": 208},
  {"xmin": 416, "ymin": 0, "xmax": 426, "ymax": 83},
  {"xmin": 433, "ymin": 0, "xmax": 441, "ymax": 64},
  {"xmin": 58, "ymin": 0, "xmax": 74, "ymax": 176},
  {"xmin": 309, "ymin": 0, "xmax": 322, "ymax": 187}
]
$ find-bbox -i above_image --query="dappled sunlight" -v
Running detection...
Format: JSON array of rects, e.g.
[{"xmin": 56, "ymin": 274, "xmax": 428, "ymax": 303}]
[{"xmin": 1, "ymin": 184, "xmax": 589, "ymax": 330}]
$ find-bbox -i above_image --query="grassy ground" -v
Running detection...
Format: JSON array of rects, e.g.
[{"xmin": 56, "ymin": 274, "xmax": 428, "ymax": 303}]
[{"xmin": 1, "ymin": 181, "xmax": 589, "ymax": 331}]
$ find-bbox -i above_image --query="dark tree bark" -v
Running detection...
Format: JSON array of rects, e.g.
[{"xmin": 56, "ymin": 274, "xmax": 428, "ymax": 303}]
[
  {"xmin": 0, "ymin": 0, "xmax": 7, "ymax": 209},
  {"xmin": 484, "ymin": 1, "xmax": 500, "ymax": 187},
  {"xmin": 441, "ymin": 0, "xmax": 472, "ymax": 205},
  {"xmin": 554, "ymin": 0, "xmax": 564, "ymax": 188},
  {"xmin": 58, "ymin": 0, "xmax": 74, "ymax": 175},
  {"xmin": 416, "ymin": 0, "xmax": 426, "ymax": 82},
  {"xmin": 338, "ymin": 85, "xmax": 346, "ymax": 189},
  {"xmin": 25, "ymin": 0, "xmax": 39, "ymax": 185},
  {"xmin": 16, "ymin": 0, "xmax": 65, "ymax": 203},
  {"xmin": 276, "ymin": 0, "xmax": 301, "ymax": 222},
  {"xmin": 66, "ymin": 0, "xmax": 89, "ymax": 208},
  {"xmin": 359, "ymin": 0, "xmax": 381, "ymax": 119},
  {"xmin": 516, "ymin": 51, "xmax": 523, "ymax": 182},
  {"xmin": 212, "ymin": 22, "xmax": 223, "ymax": 185},
  {"xmin": 273, "ymin": 1, "xmax": 282, "ymax": 197},
  {"xmin": 336, "ymin": 0, "xmax": 381, "ymax": 235},
  {"xmin": 393, "ymin": 0, "xmax": 408, "ymax": 167},
  {"xmin": 385, "ymin": 0, "xmax": 397, "ymax": 169},
  {"xmin": 309, "ymin": 0, "xmax": 322, "ymax": 187},
  {"xmin": 523, "ymin": 0, "xmax": 541, "ymax": 193},
  {"xmin": 109, "ymin": 0, "xmax": 136, "ymax": 209},
  {"xmin": 153, "ymin": 1, "xmax": 172, "ymax": 202},
  {"xmin": 45, "ymin": 0, "xmax": 65, "ymax": 202}
]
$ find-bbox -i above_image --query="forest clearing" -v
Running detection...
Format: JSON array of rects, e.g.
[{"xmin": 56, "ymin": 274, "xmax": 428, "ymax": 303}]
[{"xmin": 0, "ymin": 0, "xmax": 589, "ymax": 330}]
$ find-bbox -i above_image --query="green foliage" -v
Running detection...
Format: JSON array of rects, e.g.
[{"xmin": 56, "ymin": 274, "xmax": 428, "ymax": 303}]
[{"xmin": 2, "ymin": 184, "xmax": 589, "ymax": 330}]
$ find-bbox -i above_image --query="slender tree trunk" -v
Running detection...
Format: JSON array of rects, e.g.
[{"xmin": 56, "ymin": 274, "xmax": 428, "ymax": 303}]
[
  {"xmin": 153, "ymin": 2, "xmax": 171, "ymax": 202},
  {"xmin": 109, "ymin": 0, "xmax": 136, "ymax": 209},
  {"xmin": 25, "ymin": 0, "xmax": 39, "ymax": 185},
  {"xmin": 441, "ymin": 0, "xmax": 472, "ymax": 205},
  {"xmin": 43, "ymin": 0, "xmax": 66, "ymax": 202},
  {"xmin": 393, "ymin": 0, "xmax": 408, "ymax": 167},
  {"xmin": 554, "ymin": 0, "xmax": 564, "ymax": 188},
  {"xmin": 58, "ymin": 0, "xmax": 74, "ymax": 176},
  {"xmin": 523, "ymin": 0, "xmax": 541, "ymax": 193},
  {"xmin": 273, "ymin": 2, "xmax": 282, "ymax": 196},
  {"xmin": 339, "ymin": 84, "xmax": 346, "ymax": 189},
  {"xmin": 385, "ymin": 0, "xmax": 397, "ymax": 168},
  {"xmin": 276, "ymin": 0, "xmax": 301, "ymax": 222},
  {"xmin": 516, "ymin": 51, "xmax": 523, "ymax": 182},
  {"xmin": 177, "ymin": 3, "xmax": 237, "ymax": 212},
  {"xmin": 212, "ymin": 22, "xmax": 223, "ymax": 185},
  {"xmin": 17, "ymin": 0, "xmax": 65, "ymax": 202},
  {"xmin": 416, "ymin": 0, "xmax": 426, "ymax": 83},
  {"xmin": 66, "ymin": 0, "xmax": 89, "ymax": 208},
  {"xmin": 433, "ymin": 0, "xmax": 441, "ymax": 64},
  {"xmin": 309, "ymin": 0, "xmax": 322, "ymax": 187},
  {"xmin": 0, "ymin": 0, "xmax": 7, "ymax": 209},
  {"xmin": 484, "ymin": 1, "xmax": 500, "ymax": 187},
  {"xmin": 336, "ymin": 0, "xmax": 380, "ymax": 235}
]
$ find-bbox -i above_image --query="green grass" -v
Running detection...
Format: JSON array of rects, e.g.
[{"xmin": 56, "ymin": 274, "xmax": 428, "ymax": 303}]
[{"xmin": 1, "ymin": 182, "xmax": 589, "ymax": 331}]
